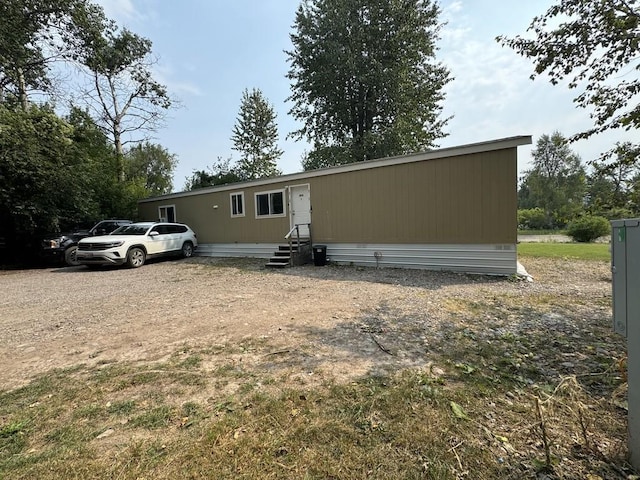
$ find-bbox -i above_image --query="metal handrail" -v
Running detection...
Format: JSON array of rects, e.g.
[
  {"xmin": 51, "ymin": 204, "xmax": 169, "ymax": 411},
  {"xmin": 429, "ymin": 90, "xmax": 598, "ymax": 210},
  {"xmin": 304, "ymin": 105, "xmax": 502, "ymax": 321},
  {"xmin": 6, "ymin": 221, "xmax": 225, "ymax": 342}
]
[
  {"xmin": 284, "ymin": 225, "xmax": 298, "ymax": 240},
  {"xmin": 284, "ymin": 223, "xmax": 312, "ymax": 266}
]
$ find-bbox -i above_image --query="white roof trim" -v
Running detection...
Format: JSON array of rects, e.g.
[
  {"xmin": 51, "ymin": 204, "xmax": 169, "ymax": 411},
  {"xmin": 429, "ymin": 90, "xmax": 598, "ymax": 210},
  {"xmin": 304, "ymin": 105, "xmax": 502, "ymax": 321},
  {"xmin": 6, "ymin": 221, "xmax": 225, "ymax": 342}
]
[{"xmin": 141, "ymin": 135, "xmax": 532, "ymax": 203}]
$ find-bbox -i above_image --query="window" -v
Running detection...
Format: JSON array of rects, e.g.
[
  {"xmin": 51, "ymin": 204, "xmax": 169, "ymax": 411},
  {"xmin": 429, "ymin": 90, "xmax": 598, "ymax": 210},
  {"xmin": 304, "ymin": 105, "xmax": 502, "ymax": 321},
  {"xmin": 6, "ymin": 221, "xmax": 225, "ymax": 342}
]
[
  {"xmin": 152, "ymin": 225, "xmax": 171, "ymax": 235},
  {"xmin": 255, "ymin": 190, "xmax": 285, "ymax": 218},
  {"xmin": 158, "ymin": 205, "xmax": 176, "ymax": 222},
  {"xmin": 230, "ymin": 192, "xmax": 244, "ymax": 217}
]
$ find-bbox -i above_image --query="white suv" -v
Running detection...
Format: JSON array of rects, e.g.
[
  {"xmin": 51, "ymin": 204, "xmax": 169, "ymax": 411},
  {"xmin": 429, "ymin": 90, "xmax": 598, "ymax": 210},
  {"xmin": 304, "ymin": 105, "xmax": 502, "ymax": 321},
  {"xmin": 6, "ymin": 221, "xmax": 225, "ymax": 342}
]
[{"xmin": 76, "ymin": 222, "xmax": 197, "ymax": 268}]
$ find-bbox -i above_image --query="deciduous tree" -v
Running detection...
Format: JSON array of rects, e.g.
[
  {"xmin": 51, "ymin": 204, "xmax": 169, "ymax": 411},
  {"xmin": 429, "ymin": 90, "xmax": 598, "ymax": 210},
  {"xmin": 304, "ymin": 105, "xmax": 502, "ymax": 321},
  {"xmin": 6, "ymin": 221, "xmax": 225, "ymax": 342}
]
[
  {"xmin": 0, "ymin": 0, "xmax": 106, "ymax": 108},
  {"xmin": 587, "ymin": 142, "xmax": 640, "ymax": 217},
  {"xmin": 518, "ymin": 132, "xmax": 586, "ymax": 227},
  {"xmin": 78, "ymin": 26, "xmax": 172, "ymax": 180},
  {"xmin": 184, "ymin": 157, "xmax": 242, "ymax": 191},
  {"xmin": 287, "ymin": 0, "xmax": 451, "ymax": 169},
  {"xmin": 0, "ymin": 104, "xmax": 100, "ymax": 257},
  {"xmin": 497, "ymin": 1, "xmax": 640, "ymax": 162},
  {"xmin": 125, "ymin": 142, "xmax": 177, "ymax": 196}
]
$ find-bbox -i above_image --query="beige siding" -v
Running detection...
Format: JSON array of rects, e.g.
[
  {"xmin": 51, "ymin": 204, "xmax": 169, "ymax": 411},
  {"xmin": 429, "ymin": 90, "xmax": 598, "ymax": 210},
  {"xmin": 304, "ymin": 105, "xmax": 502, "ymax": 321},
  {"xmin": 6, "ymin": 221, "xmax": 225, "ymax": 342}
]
[
  {"xmin": 138, "ymin": 183, "xmax": 292, "ymax": 243},
  {"xmin": 138, "ymin": 146, "xmax": 517, "ymax": 245},
  {"xmin": 307, "ymin": 149, "xmax": 516, "ymax": 244}
]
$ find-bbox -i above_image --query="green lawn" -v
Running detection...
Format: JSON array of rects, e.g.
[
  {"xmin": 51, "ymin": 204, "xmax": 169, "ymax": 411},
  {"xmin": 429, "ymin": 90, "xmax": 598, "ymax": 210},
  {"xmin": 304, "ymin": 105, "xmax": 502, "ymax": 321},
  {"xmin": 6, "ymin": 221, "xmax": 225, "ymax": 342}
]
[{"xmin": 517, "ymin": 242, "xmax": 610, "ymax": 261}]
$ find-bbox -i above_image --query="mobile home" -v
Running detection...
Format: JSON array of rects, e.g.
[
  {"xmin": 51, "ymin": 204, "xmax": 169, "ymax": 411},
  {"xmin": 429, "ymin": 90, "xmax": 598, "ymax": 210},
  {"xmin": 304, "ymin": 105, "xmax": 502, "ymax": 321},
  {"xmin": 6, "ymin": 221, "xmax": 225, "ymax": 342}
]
[{"xmin": 138, "ymin": 136, "xmax": 532, "ymax": 275}]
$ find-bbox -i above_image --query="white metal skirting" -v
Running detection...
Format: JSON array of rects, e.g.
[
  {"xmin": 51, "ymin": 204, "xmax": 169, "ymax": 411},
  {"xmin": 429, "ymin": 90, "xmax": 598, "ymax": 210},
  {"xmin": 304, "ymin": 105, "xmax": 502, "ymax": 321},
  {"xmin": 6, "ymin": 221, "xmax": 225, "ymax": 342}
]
[
  {"xmin": 324, "ymin": 243, "xmax": 517, "ymax": 275},
  {"xmin": 196, "ymin": 243, "xmax": 280, "ymax": 259},
  {"xmin": 196, "ymin": 242, "xmax": 517, "ymax": 275}
]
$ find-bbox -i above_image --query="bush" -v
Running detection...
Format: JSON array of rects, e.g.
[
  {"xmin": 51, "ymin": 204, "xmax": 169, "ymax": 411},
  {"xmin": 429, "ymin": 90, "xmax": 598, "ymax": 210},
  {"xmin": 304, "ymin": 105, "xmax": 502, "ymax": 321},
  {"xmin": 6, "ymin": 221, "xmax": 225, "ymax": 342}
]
[
  {"xmin": 566, "ymin": 215, "xmax": 610, "ymax": 242},
  {"xmin": 518, "ymin": 208, "xmax": 549, "ymax": 230}
]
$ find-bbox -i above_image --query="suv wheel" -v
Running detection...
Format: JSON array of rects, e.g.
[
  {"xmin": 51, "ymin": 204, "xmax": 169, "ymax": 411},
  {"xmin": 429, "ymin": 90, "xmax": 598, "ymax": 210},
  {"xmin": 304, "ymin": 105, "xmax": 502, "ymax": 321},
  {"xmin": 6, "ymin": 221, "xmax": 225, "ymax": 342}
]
[
  {"xmin": 126, "ymin": 247, "xmax": 146, "ymax": 268},
  {"xmin": 181, "ymin": 242, "xmax": 194, "ymax": 258},
  {"xmin": 64, "ymin": 246, "xmax": 80, "ymax": 266}
]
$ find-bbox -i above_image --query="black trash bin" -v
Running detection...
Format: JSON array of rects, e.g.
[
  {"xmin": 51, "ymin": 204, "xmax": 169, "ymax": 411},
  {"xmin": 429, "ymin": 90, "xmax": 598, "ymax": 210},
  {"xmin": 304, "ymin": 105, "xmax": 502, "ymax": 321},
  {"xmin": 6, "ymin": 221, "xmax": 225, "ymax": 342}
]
[{"xmin": 313, "ymin": 245, "xmax": 327, "ymax": 266}]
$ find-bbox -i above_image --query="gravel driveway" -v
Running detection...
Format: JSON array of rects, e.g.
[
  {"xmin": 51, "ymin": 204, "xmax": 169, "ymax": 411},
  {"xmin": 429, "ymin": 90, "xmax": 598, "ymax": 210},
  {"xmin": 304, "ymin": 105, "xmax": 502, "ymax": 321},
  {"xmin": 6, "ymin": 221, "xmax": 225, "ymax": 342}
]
[{"xmin": 0, "ymin": 256, "xmax": 615, "ymax": 391}]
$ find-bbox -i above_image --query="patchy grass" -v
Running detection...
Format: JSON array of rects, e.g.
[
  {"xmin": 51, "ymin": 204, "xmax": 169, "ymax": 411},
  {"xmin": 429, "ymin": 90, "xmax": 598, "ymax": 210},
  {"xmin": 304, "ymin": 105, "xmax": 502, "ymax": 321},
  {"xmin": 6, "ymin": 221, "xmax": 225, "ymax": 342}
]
[
  {"xmin": 0, "ymin": 262, "xmax": 632, "ymax": 479},
  {"xmin": 518, "ymin": 242, "xmax": 610, "ymax": 261},
  {"xmin": 0, "ymin": 335, "xmax": 630, "ymax": 479}
]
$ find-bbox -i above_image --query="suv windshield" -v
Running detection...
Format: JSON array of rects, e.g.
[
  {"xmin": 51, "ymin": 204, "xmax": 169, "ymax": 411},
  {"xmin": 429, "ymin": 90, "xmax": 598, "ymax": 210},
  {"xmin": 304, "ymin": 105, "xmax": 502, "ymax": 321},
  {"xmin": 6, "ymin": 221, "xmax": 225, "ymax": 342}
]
[{"xmin": 111, "ymin": 225, "xmax": 151, "ymax": 235}]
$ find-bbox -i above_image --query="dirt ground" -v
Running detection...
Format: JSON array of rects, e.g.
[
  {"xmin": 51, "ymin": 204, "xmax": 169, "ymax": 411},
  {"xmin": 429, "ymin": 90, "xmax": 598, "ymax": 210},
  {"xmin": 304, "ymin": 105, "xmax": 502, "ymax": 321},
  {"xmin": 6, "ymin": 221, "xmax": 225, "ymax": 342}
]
[{"xmin": 0, "ymin": 256, "xmax": 614, "ymax": 392}]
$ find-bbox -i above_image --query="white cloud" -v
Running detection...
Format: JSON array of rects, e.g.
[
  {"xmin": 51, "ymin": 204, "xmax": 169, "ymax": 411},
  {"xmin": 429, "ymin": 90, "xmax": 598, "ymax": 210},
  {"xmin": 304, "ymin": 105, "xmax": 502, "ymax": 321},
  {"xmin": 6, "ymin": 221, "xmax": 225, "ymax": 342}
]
[
  {"xmin": 443, "ymin": 0, "xmax": 463, "ymax": 15},
  {"xmin": 152, "ymin": 64, "xmax": 202, "ymax": 98},
  {"xmin": 96, "ymin": 0, "xmax": 139, "ymax": 23}
]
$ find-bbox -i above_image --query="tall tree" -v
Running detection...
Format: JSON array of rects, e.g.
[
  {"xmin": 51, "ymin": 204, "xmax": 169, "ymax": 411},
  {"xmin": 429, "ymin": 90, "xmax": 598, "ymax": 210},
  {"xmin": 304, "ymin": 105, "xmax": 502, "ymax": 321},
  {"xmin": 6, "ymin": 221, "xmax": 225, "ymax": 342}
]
[
  {"xmin": 497, "ymin": 1, "xmax": 640, "ymax": 163},
  {"xmin": 0, "ymin": 0, "xmax": 106, "ymax": 109},
  {"xmin": 77, "ymin": 26, "xmax": 172, "ymax": 181},
  {"xmin": 125, "ymin": 142, "xmax": 177, "ymax": 196},
  {"xmin": 287, "ymin": 0, "xmax": 451, "ymax": 169},
  {"xmin": 518, "ymin": 132, "xmax": 586, "ymax": 227},
  {"xmin": 230, "ymin": 88, "xmax": 283, "ymax": 180}
]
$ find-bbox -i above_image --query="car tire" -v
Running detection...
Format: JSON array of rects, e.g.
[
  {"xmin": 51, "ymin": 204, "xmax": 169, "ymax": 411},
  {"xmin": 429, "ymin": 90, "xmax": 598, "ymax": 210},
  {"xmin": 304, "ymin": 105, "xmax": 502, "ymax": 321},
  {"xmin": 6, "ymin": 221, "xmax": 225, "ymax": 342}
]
[
  {"xmin": 64, "ymin": 246, "xmax": 80, "ymax": 266},
  {"xmin": 126, "ymin": 247, "xmax": 146, "ymax": 268},
  {"xmin": 181, "ymin": 242, "xmax": 194, "ymax": 258}
]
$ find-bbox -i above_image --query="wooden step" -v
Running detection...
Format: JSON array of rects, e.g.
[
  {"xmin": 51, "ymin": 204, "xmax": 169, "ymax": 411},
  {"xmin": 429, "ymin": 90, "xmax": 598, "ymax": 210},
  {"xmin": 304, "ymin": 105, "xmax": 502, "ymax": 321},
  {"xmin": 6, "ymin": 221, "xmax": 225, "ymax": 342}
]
[
  {"xmin": 265, "ymin": 262, "xmax": 289, "ymax": 268},
  {"xmin": 269, "ymin": 255, "xmax": 290, "ymax": 263},
  {"xmin": 265, "ymin": 254, "xmax": 290, "ymax": 268},
  {"xmin": 265, "ymin": 239, "xmax": 311, "ymax": 268},
  {"xmin": 277, "ymin": 244, "xmax": 308, "ymax": 252}
]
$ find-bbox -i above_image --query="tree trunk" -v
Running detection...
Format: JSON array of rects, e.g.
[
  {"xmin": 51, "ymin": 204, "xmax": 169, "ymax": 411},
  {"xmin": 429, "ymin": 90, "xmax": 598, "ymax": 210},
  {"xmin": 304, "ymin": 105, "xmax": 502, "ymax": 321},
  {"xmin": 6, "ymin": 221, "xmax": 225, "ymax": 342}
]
[
  {"xmin": 17, "ymin": 68, "xmax": 27, "ymax": 111},
  {"xmin": 114, "ymin": 126, "xmax": 125, "ymax": 182}
]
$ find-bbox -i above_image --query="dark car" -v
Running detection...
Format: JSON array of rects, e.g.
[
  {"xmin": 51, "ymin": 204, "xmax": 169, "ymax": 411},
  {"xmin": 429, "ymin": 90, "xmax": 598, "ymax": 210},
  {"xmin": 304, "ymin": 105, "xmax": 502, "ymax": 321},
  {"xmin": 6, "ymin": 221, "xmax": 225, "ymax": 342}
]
[{"xmin": 41, "ymin": 220, "xmax": 132, "ymax": 266}]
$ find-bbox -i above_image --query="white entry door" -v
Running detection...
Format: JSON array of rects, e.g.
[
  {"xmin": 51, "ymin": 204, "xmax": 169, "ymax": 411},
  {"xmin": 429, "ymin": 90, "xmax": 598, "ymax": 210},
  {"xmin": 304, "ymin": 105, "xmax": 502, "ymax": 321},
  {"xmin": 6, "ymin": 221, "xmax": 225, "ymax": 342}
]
[{"xmin": 289, "ymin": 184, "xmax": 311, "ymax": 238}]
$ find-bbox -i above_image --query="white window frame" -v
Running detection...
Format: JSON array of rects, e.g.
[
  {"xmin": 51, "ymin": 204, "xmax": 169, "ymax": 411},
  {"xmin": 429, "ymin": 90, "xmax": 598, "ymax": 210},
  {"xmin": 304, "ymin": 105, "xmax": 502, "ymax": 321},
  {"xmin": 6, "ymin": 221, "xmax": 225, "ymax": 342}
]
[
  {"xmin": 230, "ymin": 191, "xmax": 245, "ymax": 218},
  {"xmin": 158, "ymin": 204, "xmax": 176, "ymax": 222},
  {"xmin": 255, "ymin": 189, "xmax": 286, "ymax": 218}
]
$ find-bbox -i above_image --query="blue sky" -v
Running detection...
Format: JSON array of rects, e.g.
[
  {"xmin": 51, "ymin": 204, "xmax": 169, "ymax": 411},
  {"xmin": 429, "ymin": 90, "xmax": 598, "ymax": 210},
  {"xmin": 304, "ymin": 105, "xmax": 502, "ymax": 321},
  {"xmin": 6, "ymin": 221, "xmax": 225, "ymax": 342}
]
[{"xmin": 97, "ymin": 0, "xmax": 635, "ymax": 192}]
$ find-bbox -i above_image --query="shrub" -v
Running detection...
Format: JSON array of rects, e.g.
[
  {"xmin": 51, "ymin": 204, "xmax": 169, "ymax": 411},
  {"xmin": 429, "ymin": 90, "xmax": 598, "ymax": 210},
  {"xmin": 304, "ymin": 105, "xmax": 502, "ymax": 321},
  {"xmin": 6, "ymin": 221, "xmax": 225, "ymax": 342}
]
[
  {"xmin": 518, "ymin": 208, "xmax": 549, "ymax": 230},
  {"xmin": 566, "ymin": 215, "xmax": 610, "ymax": 242}
]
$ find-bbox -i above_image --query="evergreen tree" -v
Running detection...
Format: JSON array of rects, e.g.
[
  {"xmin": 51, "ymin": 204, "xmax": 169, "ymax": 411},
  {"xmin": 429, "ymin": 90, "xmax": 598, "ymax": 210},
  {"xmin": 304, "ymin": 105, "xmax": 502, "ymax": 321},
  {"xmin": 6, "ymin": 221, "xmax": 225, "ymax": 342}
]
[{"xmin": 230, "ymin": 88, "xmax": 282, "ymax": 180}]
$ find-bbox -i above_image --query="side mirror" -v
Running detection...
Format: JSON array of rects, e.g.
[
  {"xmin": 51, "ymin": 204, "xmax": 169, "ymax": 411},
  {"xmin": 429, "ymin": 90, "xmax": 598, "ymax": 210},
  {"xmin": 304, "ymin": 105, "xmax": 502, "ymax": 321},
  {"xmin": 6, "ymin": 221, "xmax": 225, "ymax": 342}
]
[{"xmin": 149, "ymin": 231, "xmax": 159, "ymax": 237}]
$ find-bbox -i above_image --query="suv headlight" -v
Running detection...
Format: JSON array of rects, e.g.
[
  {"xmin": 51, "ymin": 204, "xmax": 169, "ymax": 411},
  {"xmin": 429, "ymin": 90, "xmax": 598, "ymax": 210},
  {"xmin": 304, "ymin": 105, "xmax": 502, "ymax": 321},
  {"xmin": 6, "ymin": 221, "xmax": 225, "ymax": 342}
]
[
  {"xmin": 45, "ymin": 236, "xmax": 66, "ymax": 248},
  {"xmin": 105, "ymin": 241, "xmax": 125, "ymax": 248}
]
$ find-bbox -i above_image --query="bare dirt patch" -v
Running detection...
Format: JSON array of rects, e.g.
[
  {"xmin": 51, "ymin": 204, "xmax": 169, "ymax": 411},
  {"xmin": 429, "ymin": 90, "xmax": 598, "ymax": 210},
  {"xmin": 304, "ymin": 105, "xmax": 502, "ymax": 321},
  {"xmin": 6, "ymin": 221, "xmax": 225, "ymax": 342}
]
[{"xmin": 0, "ymin": 256, "xmax": 618, "ymax": 393}]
